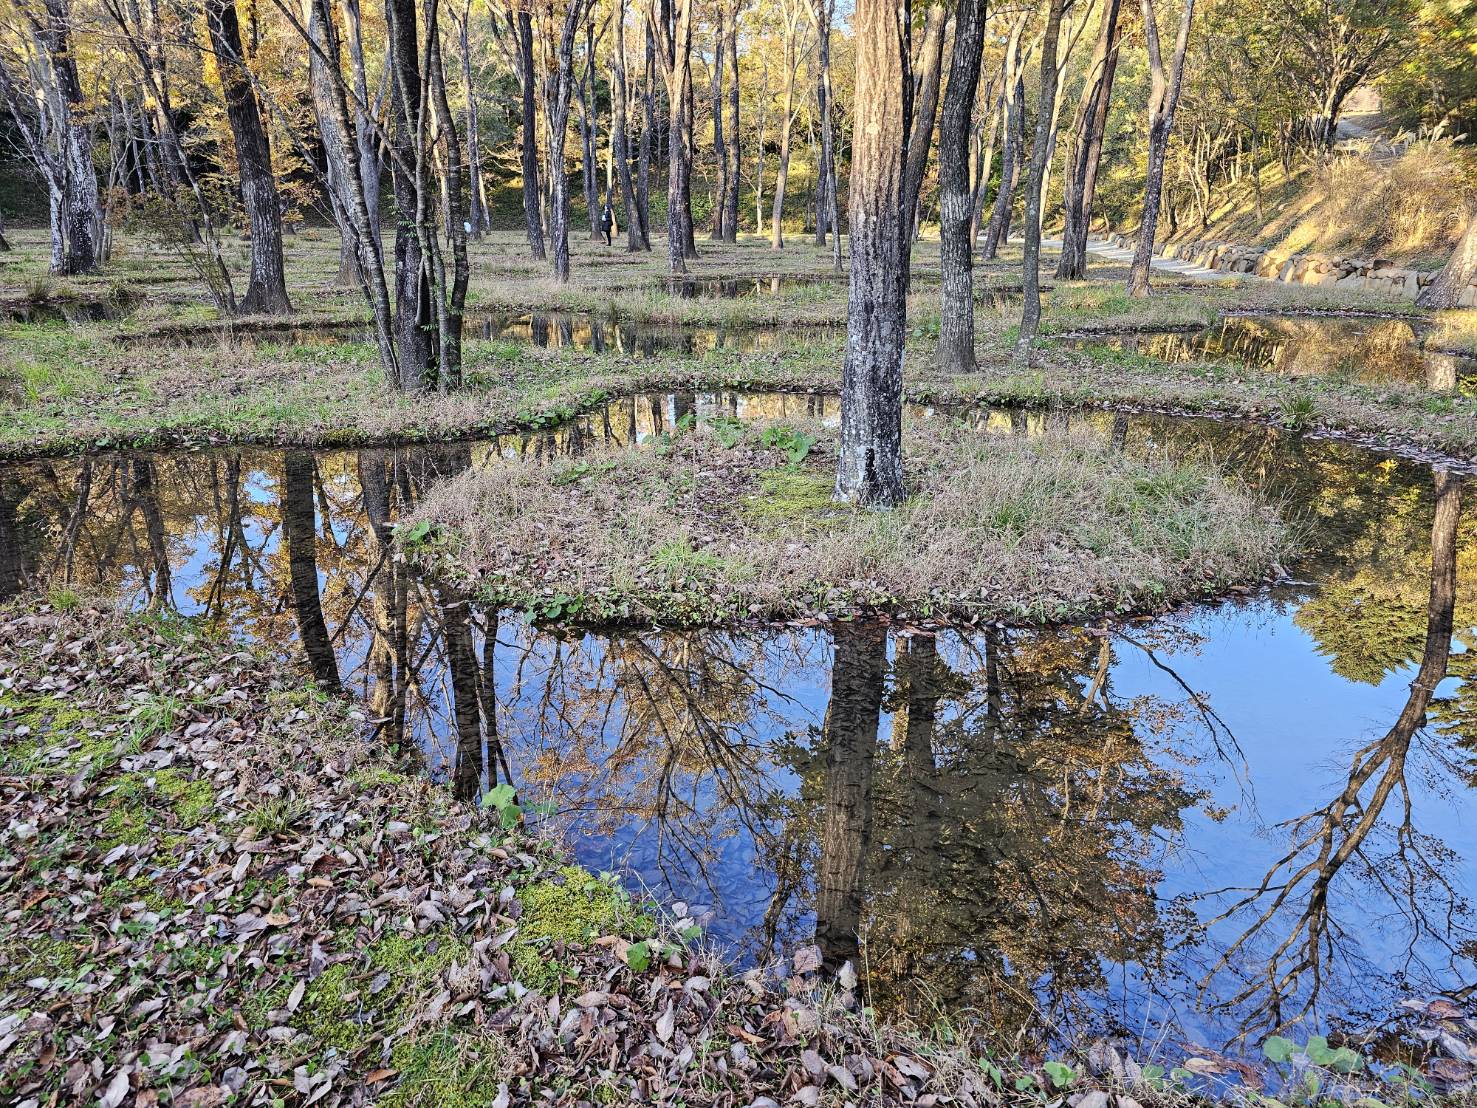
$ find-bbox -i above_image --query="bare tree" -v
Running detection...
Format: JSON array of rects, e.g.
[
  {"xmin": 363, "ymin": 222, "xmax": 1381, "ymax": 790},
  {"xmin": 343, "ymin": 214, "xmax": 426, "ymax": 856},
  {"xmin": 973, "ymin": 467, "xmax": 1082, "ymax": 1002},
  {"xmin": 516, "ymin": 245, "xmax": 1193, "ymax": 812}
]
[
  {"xmin": 708, "ymin": 11, "xmax": 726, "ymax": 239},
  {"xmin": 937, "ymin": 0, "xmax": 987, "ymax": 373},
  {"xmin": 205, "ymin": 0, "xmax": 292, "ymax": 314},
  {"xmin": 835, "ymin": 0, "xmax": 908, "ymax": 508},
  {"xmin": 543, "ymin": 0, "xmax": 595, "ymax": 280},
  {"xmin": 721, "ymin": 0, "xmax": 742, "ymax": 242},
  {"xmin": 611, "ymin": 0, "xmax": 649, "ymax": 248},
  {"xmin": 901, "ymin": 0, "xmax": 949, "ymax": 242},
  {"xmin": 981, "ymin": 25, "xmax": 1029, "ymax": 259},
  {"xmin": 809, "ymin": 0, "xmax": 839, "ymax": 268},
  {"xmin": 1126, "ymin": 0, "xmax": 1196, "ymax": 298}
]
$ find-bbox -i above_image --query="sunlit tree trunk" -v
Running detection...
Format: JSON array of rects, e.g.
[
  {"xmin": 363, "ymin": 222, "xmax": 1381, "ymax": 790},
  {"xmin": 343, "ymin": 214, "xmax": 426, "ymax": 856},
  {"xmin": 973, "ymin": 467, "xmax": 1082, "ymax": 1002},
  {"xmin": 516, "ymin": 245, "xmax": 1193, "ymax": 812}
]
[
  {"xmin": 545, "ymin": 0, "xmax": 593, "ymax": 281},
  {"xmin": 205, "ymin": 0, "xmax": 292, "ymax": 314},
  {"xmin": 811, "ymin": 0, "xmax": 839, "ymax": 267},
  {"xmin": 769, "ymin": 0, "xmax": 803, "ymax": 249},
  {"xmin": 835, "ymin": 0, "xmax": 907, "ymax": 508},
  {"xmin": 35, "ymin": 0, "xmax": 103, "ymax": 275},
  {"xmin": 901, "ymin": 1, "xmax": 949, "ymax": 245},
  {"xmin": 1013, "ymin": 0, "xmax": 1068, "ymax": 359},
  {"xmin": 1127, "ymin": 0, "xmax": 1196, "ymax": 298},
  {"xmin": 612, "ymin": 0, "xmax": 648, "ymax": 249},
  {"xmin": 937, "ymin": 0, "xmax": 986, "ymax": 373},
  {"xmin": 650, "ymin": 0, "xmax": 694, "ymax": 272},
  {"xmin": 709, "ymin": 12, "xmax": 726, "ymax": 239},
  {"xmin": 1417, "ymin": 210, "xmax": 1477, "ymax": 309}
]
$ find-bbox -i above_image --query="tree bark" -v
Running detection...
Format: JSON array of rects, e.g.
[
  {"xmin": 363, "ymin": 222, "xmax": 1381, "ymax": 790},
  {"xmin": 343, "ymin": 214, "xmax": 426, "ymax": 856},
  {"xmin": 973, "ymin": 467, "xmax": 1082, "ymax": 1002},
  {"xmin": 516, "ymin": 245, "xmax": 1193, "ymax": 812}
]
[
  {"xmin": 1056, "ymin": 0, "xmax": 1122, "ymax": 280},
  {"xmin": 612, "ymin": 0, "xmax": 648, "ymax": 249},
  {"xmin": 545, "ymin": 0, "xmax": 591, "ymax": 281},
  {"xmin": 937, "ymin": 0, "xmax": 987, "ymax": 374},
  {"xmin": 638, "ymin": 25, "xmax": 655, "ymax": 241},
  {"xmin": 982, "ymin": 72, "xmax": 1024, "ymax": 259},
  {"xmin": 1013, "ymin": 0, "xmax": 1068, "ymax": 359},
  {"xmin": 1417, "ymin": 209, "xmax": 1477, "ymax": 309},
  {"xmin": 811, "ymin": 0, "xmax": 839, "ymax": 267},
  {"xmin": 205, "ymin": 0, "xmax": 292, "ymax": 314},
  {"xmin": 38, "ymin": 0, "xmax": 103, "ymax": 275},
  {"xmin": 900, "ymin": 1, "xmax": 949, "ymax": 243},
  {"xmin": 723, "ymin": 0, "xmax": 741, "ymax": 242},
  {"xmin": 651, "ymin": 0, "xmax": 694, "ymax": 272},
  {"xmin": 709, "ymin": 11, "xmax": 727, "ymax": 239},
  {"xmin": 1127, "ymin": 0, "xmax": 1196, "ymax": 298},
  {"xmin": 835, "ymin": 0, "xmax": 908, "ymax": 508},
  {"xmin": 769, "ymin": 0, "xmax": 803, "ymax": 249},
  {"xmin": 517, "ymin": 10, "xmax": 547, "ymax": 259},
  {"xmin": 579, "ymin": 17, "xmax": 602, "ymax": 240}
]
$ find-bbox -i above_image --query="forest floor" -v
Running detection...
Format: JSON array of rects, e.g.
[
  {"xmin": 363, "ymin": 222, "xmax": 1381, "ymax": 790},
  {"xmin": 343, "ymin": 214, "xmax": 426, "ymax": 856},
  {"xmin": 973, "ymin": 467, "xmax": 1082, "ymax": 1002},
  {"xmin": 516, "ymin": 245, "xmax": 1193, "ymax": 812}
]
[
  {"xmin": 1, "ymin": 228, "xmax": 1475, "ymax": 468},
  {"xmin": 1, "ymin": 598, "xmax": 1450, "ymax": 1107}
]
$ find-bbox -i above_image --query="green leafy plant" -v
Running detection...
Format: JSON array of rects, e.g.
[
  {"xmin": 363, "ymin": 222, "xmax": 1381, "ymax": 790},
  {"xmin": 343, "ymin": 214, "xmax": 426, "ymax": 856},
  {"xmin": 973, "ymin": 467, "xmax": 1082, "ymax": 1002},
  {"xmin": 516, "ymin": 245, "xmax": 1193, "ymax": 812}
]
[
  {"xmin": 708, "ymin": 416, "xmax": 746, "ymax": 448},
  {"xmin": 759, "ymin": 425, "xmax": 819, "ymax": 463}
]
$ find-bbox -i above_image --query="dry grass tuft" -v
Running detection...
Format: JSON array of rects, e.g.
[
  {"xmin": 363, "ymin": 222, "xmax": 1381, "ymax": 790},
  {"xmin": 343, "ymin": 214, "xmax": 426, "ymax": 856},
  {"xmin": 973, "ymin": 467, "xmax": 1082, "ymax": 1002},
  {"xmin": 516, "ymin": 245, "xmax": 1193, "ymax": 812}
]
[{"xmin": 407, "ymin": 416, "xmax": 1292, "ymax": 625}]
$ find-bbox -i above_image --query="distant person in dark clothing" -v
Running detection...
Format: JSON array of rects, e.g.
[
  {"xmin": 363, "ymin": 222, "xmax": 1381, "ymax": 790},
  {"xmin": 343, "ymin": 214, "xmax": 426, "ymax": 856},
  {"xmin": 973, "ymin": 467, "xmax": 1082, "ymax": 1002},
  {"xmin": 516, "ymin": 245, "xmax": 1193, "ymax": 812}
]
[{"xmin": 601, "ymin": 204, "xmax": 614, "ymax": 246}]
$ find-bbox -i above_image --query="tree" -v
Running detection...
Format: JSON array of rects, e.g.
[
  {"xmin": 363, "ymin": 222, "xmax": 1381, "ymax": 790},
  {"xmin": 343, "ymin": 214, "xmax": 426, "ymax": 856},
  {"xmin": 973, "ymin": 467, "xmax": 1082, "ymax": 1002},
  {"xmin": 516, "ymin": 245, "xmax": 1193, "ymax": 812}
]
[
  {"xmin": 648, "ymin": 0, "xmax": 696, "ymax": 272},
  {"xmin": 809, "ymin": 0, "xmax": 839, "ymax": 268},
  {"xmin": 721, "ymin": 0, "xmax": 742, "ymax": 242},
  {"xmin": 901, "ymin": 0, "xmax": 949, "ymax": 243},
  {"xmin": 1055, "ymin": 0, "xmax": 1123, "ymax": 280},
  {"xmin": 1014, "ymin": 0, "xmax": 1070, "ymax": 359},
  {"xmin": 1126, "ymin": 0, "xmax": 1196, "ymax": 298},
  {"xmin": 611, "ymin": 0, "xmax": 649, "ymax": 248},
  {"xmin": 768, "ymin": 0, "xmax": 807, "ymax": 249},
  {"xmin": 1417, "ymin": 207, "xmax": 1477, "ymax": 309},
  {"xmin": 512, "ymin": 5, "xmax": 547, "ymax": 258},
  {"xmin": 835, "ymin": 0, "xmax": 908, "ymax": 508},
  {"xmin": 936, "ymin": 0, "xmax": 987, "ymax": 373},
  {"xmin": 204, "ymin": 0, "xmax": 293, "ymax": 314},
  {"xmin": 542, "ymin": 0, "xmax": 593, "ymax": 281},
  {"xmin": 0, "ymin": 0, "xmax": 103, "ymax": 275}
]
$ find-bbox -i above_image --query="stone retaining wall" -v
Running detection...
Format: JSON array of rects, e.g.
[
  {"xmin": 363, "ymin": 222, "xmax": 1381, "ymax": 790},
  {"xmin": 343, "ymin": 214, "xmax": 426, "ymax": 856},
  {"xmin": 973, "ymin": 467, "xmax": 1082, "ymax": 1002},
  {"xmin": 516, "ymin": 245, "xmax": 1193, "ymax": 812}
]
[{"xmin": 1100, "ymin": 232, "xmax": 1477, "ymax": 307}]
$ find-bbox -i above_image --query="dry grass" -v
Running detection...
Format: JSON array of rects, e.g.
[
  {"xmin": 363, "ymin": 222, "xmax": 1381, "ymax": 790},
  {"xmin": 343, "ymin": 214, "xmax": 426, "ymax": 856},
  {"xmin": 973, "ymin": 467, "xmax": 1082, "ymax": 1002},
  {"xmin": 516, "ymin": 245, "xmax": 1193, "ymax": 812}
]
[{"xmin": 407, "ymin": 416, "xmax": 1292, "ymax": 625}]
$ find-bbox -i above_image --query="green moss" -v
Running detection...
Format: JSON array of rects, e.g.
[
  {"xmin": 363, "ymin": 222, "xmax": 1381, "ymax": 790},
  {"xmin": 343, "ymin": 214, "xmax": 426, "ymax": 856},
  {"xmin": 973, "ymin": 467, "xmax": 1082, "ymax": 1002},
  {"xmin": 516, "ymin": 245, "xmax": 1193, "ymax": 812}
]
[
  {"xmin": 744, "ymin": 467, "xmax": 839, "ymax": 525},
  {"xmin": 511, "ymin": 866, "xmax": 653, "ymax": 993},
  {"xmin": 382, "ymin": 1028, "xmax": 510, "ymax": 1108},
  {"xmin": 0, "ymin": 933, "xmax": 83, "ymax": 989},
  {"xmin": 112, "ymin": 768, "xmax": 215, "ymax": 829}
]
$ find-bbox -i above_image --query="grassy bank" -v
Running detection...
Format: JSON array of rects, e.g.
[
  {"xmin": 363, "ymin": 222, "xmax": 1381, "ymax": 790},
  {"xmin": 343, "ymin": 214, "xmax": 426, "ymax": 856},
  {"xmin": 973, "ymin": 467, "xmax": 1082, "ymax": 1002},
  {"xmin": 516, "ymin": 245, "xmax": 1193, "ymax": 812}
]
[
  {"xmin": 403, "ymin": 416, "xmax": 1292, "ymax": 626},
  {"xmin": 0, "ymin": 598, "xmax": 1458, "ymax": 1106}
]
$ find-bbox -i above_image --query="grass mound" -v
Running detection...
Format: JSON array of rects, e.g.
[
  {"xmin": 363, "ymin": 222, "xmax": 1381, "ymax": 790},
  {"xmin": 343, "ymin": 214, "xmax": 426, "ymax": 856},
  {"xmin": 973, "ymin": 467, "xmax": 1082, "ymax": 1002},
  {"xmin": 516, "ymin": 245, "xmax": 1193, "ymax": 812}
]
[{"xmin": 404, "ymin": 415, "xmax": 1293, "ymax": 626}]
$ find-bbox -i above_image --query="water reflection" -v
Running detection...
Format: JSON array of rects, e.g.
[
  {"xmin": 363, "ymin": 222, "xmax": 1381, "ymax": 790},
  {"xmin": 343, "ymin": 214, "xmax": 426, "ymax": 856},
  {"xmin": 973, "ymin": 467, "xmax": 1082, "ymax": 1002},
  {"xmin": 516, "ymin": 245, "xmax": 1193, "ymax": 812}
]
[
  {"xmin": 1067, "ymin": 314, "xmax": 1477, "ymax": 390},
  {"xmin": 131, "ymin": 312, "xmax": 808, "ymax": 357},
  {"xmin": 2, "ymin": 393, "xmax": 1474, "ymax": 1053}
]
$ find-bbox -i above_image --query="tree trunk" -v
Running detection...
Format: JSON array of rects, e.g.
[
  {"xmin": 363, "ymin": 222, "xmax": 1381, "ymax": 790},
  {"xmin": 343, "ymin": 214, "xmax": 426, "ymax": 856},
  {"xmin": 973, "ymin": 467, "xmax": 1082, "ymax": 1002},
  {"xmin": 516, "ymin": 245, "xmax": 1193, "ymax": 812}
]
[
  {"xmin": 1014, "ymin": 0, "xmax": 1068, "ymax": 358},
  {"xmin": 385, "ymin": 0, "xmax": 434, "ymax": 388},
  {"xmin": 723, "ymin": 1, "xmax": 741, "ymax": 242},
  {"xmin": 982, "ymin": 74, "xmax": 1024, "ymax": 259},
  {"xmin": 546, "ymin": 0, "xmax": 590, "ymax": 281},
  {"xmin": 1417, "ymin": 209, "xmax": 1477, "ymax": 309},
  {"xmin": 1056, "ymin": 0, "xmax": 1122, "ymax": 280},
  {"xmin": 813, "ymin": 0, "xmax": 839, "ymax": 267},
  {"xmin": 1127, "ymin": 0, "xmax": 1195, "ymax": 298},
  {"xmin": 769, "ymin": 14, "xmax": 798, "ymax": 250},
  {"xmin": 517, "ymin": 10, "xmax": 546, "ymax": 260},
  {"xmin": 814, "ymin": 618, "xmax": 886, "ymax": 972},
  {"xmin": 580, "ymin": 18, "xmax": 602, "ymax": 240},
  {"xmin": 205, "ymin": 0, "xmax": 291, "ymax": 314},
  {"xmin": 938, "ymin": 0, "xmax": 986, "ymax": 374},
  {"xmin": 638, "ymin": 25, "xmax": 655, "ymax": 241},
  {"xmin": 836, "ymin": 0, "xmax": 907, "ymax": 508},
  {"xmin": 655, "ymin": 0, "xmax": 694, "ymax": 272},
  {"xmin": 612, "ymin": 0, "xmax": 648, "ymax": 250},
  {"xmin": 709, "ymin": 11, "xmax": 727, "ymax": 239},
  {"xmin": 458, "ymin": 1, "xmax": 485, "ymax": 237},
  {"xmin": 39, "ymin": 0, "xmax": 102, "ymax": 275},
  {"xmin": 341, "ymin": 0, "xmax": 381, "ymax": 240},
  {"xmin": 901, "ymin": 1, "xmax": 949, "ymax": 242}
]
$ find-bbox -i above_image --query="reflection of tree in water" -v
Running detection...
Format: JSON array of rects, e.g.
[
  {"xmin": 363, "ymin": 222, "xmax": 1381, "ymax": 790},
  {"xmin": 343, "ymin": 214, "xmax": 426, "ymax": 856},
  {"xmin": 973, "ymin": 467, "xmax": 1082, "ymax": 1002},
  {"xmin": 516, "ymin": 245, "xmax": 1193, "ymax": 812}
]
[
  {"xmin": 1201, "ymin": 471, "xmax": 1474, "ymax": 1044},
  {"xmin": 790, "ymin": 620, "xmax": 1207, "ymax": 1047}
]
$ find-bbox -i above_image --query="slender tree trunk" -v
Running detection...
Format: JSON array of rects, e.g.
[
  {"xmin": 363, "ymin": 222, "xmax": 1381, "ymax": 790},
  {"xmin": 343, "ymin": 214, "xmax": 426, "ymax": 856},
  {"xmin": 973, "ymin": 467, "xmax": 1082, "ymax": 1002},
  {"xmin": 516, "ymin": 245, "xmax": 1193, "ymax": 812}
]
[
  {"xmin": 770, "ymin": 1, "xmax": 802, "ymax": 250},
  {"xmin": 517, "ymin": 10, "xmax": 546, "ymax": 259},
  {"xmin": 385, "ymin": 0, "xmax": 433, "ymax": 388},
  {"xmin": 835, "ymin": 0, "xmax": 907, "ymax": 508},
  {"xmin": 982, "ymin": 73, "xmax": 1024, "ymax": 259},
  {"xmin": 938, "ymin": 0, "xmax": 986, "ymax": 374},
  {"xmin": 723, "ymin": 0, "xmax": 741, "ymax": 242},
  {"xmin": 1127, "ymin": 0, "xmax": 1195, "ymax": 297},
  {"xmin": 900, "ymin": 1, "xmax": 949, "ymax": 241},
  {"xmin": 1056, "ymin": 0, "xmax": 1122, "ymax": 280},
  {"xmin": 654, "ymin": 0, "xmax": 694, "ymax": 272},
  {"xmin": 638, "ymin": 26, "xmax": 655, "ymax": 240},
  {"xmin": 710, "ymin": 11, "xmax": 727, "ymax": 239},
  {"xmin": 612, "ymin": 0, "xmax": 648, "ymax": 249},
  {"xmin": 458, "ymin": 1, "xmax": 485, "ymax": 237},
  {"xmin": 546, "ymin": 0, "xmax": 590, "ymax": 281},
  {"xmin": 1014, "ymin": 0, "xmax": 1068, "ymax": 358},
  {"xmin": 0, "ymin": 208, "xmax": 9, "ymax": 252},
  {"xmin": 812, "ymin": 0, "xmax": 839, "ymax": 268},
  {"xmin": 205, "ymin": 0, "xmax": 291, "ymax": 314},
  {"xmin": 580, "ymin": 18, "xmax": 602, "ymax": 240},
  {"xmin": 341, "ymin": 0, "xmax": 381, "ymax": 239},
  {"xmin": 1417, "ymin": 209, "xmax": 1477, "ymax": 309}
]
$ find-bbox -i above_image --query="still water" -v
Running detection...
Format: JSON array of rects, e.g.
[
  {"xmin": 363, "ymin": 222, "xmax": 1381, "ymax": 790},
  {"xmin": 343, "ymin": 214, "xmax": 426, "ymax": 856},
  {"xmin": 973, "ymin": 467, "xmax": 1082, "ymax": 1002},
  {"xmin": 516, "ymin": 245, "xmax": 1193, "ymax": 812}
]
[
  {"xmin": 1064, "ymin": 313, "xmax": 1477, "ymax": 390},
  {"xmin": 1, "ymin": 392, "xmax": 1473, "ymax": 1056}
]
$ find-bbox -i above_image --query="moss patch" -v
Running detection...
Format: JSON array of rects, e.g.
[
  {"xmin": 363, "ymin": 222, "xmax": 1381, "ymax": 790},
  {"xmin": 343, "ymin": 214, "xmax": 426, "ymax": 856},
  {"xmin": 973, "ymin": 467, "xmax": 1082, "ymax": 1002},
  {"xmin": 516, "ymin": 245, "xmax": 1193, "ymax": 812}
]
[{"xmin": 512, "ymin": 866, "xmax": 654, "ymax": 992}]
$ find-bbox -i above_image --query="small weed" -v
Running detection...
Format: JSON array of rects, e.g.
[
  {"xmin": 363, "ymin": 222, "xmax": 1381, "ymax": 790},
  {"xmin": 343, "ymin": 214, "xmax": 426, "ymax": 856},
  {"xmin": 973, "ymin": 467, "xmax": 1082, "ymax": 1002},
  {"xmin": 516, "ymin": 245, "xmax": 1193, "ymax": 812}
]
[{"xmin": 1279, "ymin": 394, "xmax": 1316, "ymax": 429}]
